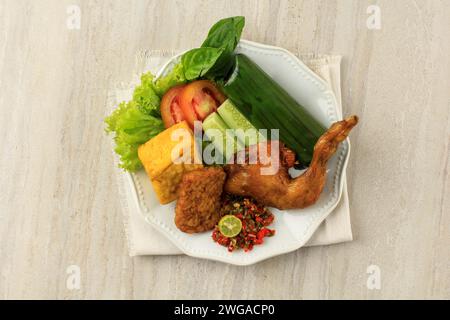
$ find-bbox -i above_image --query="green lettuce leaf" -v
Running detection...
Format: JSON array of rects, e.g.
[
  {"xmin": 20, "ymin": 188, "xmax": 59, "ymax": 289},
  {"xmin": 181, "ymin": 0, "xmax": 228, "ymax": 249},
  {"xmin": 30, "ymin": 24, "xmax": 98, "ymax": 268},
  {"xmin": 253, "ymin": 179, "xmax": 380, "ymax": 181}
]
[
  {"xmin": 132, "ymin": 73, "xmax": 161, "ymax": 117},
  {"xmin": 153, "ymin": 62, "xmax": 187, "ymax": 96},
  {"xmin": 106, "ymin": 101, "xmax": 164, "ymax": 171},
  {"xmin": 106, "ymin": 73, "xmax": 165, "ymax": 171}
]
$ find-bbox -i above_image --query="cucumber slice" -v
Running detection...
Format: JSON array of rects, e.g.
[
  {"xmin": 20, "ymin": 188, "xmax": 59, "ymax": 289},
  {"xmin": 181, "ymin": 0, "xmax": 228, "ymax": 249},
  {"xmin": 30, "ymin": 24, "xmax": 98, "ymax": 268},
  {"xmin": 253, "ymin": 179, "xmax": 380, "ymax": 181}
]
[
  {"xmin": 202, "ymin": 112, "xmax": 244, "ymax": 164},
  {"xmin": 218, "ymin": 100, "xmax": 254, "ymax": 130},
  {"xmin": 217, "ymin": 99, "xmax": 265, "ymax": 147},
  {"xmin": 203, "ymin": 112, "xmax": 229, "ymax": 132}
]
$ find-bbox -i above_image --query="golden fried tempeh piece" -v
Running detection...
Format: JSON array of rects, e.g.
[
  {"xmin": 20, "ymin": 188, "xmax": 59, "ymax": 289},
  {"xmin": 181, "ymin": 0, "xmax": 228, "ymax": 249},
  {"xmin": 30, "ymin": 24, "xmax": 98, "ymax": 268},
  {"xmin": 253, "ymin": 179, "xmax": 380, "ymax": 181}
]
[{"xmin": 175, "ymin": 167, "xmax": 226, "ymax": 233}]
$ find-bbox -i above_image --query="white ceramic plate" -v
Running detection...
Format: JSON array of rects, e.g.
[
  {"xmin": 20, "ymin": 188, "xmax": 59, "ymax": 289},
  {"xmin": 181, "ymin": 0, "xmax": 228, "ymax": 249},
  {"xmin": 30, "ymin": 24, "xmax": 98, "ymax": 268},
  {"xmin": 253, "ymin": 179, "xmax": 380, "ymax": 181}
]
[{"xmin": 127, "ymin": 40, "xmax": 350, "ymax": 266}]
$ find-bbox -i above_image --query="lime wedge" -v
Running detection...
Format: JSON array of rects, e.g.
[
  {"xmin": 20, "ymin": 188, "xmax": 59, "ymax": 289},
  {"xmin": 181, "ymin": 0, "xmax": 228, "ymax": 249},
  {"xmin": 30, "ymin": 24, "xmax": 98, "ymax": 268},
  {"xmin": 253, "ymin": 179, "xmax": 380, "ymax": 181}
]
[{"xmin": 218, "ymin": 215, "xmax": 242, "ymax": 238}]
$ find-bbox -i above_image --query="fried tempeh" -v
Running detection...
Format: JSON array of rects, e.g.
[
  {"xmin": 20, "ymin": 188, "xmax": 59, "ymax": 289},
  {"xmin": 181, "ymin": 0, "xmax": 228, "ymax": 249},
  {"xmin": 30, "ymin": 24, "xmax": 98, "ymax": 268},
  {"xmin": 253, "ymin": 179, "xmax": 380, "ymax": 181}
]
[{"xmin": 175, "ymin": 167, "xmax": 226, "ymax": 233}]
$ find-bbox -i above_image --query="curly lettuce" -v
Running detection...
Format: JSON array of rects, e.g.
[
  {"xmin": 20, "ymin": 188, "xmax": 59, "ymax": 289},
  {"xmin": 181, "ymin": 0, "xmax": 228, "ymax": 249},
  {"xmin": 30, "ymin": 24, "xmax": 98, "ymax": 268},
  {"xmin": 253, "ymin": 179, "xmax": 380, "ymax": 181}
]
[
  {"xmin": 153, "ymin": 62, "xmax": 186, "ymax": 96},
  {"xmin": 132, "ymin": 73, "xmax": 161, "ymax": 116},
  {"xmin": 106, "ymin": 68, "xmax": 188, "ymax": 171},
  {"xmin": 106, "ymin": 74, "xmax": 165, "ymax": 172}
]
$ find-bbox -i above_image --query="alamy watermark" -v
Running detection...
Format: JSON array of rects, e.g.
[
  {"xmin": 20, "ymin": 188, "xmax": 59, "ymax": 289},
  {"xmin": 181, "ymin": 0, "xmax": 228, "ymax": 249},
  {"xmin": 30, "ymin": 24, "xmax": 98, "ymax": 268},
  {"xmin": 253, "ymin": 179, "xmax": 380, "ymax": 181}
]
[
  {"xmin": 366, "ymin": 5, "xmax": 381, "ymax": 30},
  {"xmin": 66, "ymin": 5, "xmax": 81, "ymax": 30},
  {"xmin": 366, "ymin": 264, "xmax": 381, "ymax": 290},
  {"xmin": 66, "ymin": 265, "xmax": 81, "ymax": 290},
  {"xmin": 170, "ymin": 122, "xmax": 280, "ymax": 175}
]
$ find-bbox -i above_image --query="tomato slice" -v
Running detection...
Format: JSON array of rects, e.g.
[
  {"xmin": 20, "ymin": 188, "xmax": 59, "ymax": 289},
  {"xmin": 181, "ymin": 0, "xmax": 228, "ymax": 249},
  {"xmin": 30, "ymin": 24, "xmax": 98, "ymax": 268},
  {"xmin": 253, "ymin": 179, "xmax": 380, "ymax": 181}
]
[
  {"xmin": 160, "ymin": 85, "xmax": 186, "ymax": 128},
  {"xmin": 179, "ymin": 80, "xmax": 226, "ymax": 128}
]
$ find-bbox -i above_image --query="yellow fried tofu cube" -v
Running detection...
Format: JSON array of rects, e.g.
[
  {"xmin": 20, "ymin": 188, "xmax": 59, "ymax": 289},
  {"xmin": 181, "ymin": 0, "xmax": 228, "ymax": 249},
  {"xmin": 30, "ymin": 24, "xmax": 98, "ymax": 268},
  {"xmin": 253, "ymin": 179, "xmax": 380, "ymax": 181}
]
[{"xmin": 138, "ymin": 121, "xmax": 203, "ymax": 204}]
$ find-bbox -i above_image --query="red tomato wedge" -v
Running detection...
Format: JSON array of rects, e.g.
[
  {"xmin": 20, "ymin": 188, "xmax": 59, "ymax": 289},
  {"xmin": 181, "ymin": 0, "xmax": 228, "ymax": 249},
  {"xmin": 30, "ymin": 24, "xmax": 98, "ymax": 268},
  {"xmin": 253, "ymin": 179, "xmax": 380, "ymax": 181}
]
[
  {"xmin": 179, "ymin": 80, "xmax": 226, "ymax": 128},
  {"xmin": 160, "ymin": 85, "xmax": 186, "ymax": 128}
]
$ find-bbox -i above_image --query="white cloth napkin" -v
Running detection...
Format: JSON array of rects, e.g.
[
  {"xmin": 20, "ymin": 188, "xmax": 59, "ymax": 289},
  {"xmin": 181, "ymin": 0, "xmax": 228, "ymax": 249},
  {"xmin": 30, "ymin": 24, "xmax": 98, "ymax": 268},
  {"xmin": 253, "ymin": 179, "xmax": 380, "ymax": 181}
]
[{"xmin": 108, "ymin": 51, "xmax": 353, "ymax": 256}]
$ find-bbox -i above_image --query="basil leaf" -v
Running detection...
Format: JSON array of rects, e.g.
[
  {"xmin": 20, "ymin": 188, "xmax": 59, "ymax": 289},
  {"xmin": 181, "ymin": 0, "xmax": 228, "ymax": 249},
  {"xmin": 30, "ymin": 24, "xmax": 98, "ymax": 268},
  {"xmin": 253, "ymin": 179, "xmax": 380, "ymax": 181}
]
[
  {"xmin": 201, "ymin": 16, "xmax": 245, "ymax": 78},
  {"xmin": 181, "ymin": 47, "xmax": 224, "ymax": 80},
  {"xmin": 202, "ymin": 16, "xmax": 245, "ymax": 52}
]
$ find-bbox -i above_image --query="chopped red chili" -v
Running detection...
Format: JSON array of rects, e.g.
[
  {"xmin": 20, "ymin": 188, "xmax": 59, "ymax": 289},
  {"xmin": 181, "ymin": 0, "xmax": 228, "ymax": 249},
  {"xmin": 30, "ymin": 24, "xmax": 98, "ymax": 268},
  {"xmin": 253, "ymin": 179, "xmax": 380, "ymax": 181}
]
[{"xmin": 212, "ymin": 194, "xmax": 276, "ymax": 252}]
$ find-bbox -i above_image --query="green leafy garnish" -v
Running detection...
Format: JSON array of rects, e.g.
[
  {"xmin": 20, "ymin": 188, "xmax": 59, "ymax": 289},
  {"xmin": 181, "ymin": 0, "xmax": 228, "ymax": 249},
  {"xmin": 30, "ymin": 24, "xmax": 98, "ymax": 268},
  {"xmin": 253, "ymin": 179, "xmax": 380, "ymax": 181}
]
[
  {"xmin": 132, "ymin": 73, "xmax": 161, "ymax": 116},
  {"xmin": 201, "ymin": 16, "xmax": 245, "ymax": 77},
  {"xmin": 105, "ymin": 74, "xmax": 165, "ymax": 171},
  {"xmin": 153, "ymin": 62, "xmax": 187, "ymax": 96},
  {"xmin": 164, "ymin": 16, "xmax": 245, "ymax": 83},
  {"xmin": 181, "ymin": 47, "xmax": 224, "ymax": 80},
  {"xmin": 202, "ymin": 16, "xmax": 245, "ymax": 52}
]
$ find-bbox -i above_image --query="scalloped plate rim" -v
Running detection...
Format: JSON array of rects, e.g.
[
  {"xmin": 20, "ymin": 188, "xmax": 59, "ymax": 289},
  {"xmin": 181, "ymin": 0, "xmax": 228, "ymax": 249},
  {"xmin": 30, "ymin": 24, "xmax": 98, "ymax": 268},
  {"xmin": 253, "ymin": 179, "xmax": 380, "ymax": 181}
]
[{"xmin": 125, "ymin": 39, "xmax": 351, "ymax": 266}]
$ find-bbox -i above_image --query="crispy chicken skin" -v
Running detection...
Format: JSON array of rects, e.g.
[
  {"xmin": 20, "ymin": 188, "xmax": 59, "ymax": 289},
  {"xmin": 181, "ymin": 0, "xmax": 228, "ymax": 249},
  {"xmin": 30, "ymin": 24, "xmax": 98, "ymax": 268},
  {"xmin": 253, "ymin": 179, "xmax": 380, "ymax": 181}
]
[
  {"xmin": 175, "ymin": 167, "xmax": 226, "ymax": 233},
  {"xmin": 224, "ymin": 116, "xmax": 359, "ymax": 210}
]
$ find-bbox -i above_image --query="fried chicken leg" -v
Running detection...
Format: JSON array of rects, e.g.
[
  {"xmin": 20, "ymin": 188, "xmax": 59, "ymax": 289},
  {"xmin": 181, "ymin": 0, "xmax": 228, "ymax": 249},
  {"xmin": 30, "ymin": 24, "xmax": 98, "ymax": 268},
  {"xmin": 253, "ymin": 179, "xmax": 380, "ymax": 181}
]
[{"xmin": 224, "ymin": 116, "xmax": 359, "ymax": 210}]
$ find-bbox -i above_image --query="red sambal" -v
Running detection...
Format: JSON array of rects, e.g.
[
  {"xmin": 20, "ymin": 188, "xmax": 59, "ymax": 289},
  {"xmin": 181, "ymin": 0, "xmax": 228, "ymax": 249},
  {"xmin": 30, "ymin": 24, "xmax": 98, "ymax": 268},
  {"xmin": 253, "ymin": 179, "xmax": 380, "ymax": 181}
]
[{"xmin": 212, "ymin": 195, "xmax": 276, "ymax": 252}]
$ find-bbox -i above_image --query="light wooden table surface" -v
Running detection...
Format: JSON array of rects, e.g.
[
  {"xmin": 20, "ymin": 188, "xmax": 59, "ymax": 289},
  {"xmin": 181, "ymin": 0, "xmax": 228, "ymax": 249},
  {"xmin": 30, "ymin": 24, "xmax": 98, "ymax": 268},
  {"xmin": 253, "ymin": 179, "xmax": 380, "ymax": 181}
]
[{"xmin": 1, "ymin": 0, "xmax": 449, "ymax": 300}]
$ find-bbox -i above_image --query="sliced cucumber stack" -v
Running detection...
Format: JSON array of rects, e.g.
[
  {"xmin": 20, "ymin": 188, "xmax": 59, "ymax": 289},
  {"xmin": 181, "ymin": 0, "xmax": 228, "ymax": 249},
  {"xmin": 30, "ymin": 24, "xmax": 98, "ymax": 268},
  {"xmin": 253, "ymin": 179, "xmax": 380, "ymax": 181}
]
[
  {"xmin": 217, "ymin": 100, "xmax": 265, "ymax": 147},
  {"xmin": 202, "ymin": 99, "xmax": 263, "ymax": 164},
  {"xmin": 202, "ymin": 112, "xmax": 244, "ymax": 163}
]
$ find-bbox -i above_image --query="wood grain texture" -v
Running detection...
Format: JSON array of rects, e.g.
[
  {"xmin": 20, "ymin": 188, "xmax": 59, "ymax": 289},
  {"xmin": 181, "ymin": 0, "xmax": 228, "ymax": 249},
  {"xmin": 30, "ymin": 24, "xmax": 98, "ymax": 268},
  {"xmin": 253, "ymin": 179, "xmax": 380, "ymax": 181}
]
[{"xmin": 0, "ymin": 0, "xmax": 449, "ymax": 299}]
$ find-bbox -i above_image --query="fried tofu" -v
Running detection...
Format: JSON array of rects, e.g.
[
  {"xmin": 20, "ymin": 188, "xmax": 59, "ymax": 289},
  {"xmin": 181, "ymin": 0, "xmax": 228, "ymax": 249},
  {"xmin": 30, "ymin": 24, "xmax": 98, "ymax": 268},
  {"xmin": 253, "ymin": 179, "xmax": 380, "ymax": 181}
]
[
  {"xmin": 175, "ymin": 167, "xmax": 226, "ymax": 233},
  {"xmin": 138, "ymin": 121, "xmax": 203, "ymax": 204}
]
